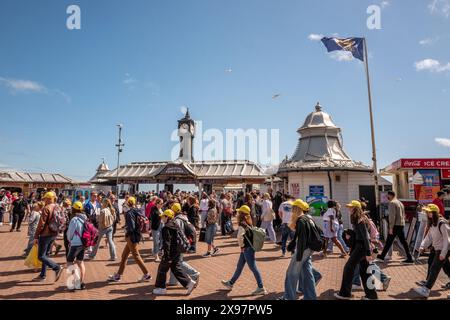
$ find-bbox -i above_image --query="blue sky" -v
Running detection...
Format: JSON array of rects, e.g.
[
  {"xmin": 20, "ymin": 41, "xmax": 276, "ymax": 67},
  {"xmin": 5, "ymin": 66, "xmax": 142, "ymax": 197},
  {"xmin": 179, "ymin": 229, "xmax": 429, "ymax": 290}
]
[{"xmin": 0, "ymin": 0, "xmax": 449, "ymax": 181}]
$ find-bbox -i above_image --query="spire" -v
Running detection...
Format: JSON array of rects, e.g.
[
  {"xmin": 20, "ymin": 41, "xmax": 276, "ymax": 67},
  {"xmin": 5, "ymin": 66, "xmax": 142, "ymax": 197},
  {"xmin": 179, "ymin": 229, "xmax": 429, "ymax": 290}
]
[
  {"xmin": 184, "ymin": 108, "xmax": 190, "ymax": 119},
  {"xmin": 315, "ymin": 102, "xmax": 322, "ymax": 112}
]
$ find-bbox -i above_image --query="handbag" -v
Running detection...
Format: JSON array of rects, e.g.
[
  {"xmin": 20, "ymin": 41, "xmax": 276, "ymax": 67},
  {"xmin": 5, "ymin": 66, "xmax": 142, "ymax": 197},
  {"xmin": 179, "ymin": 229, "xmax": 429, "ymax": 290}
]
[
  {"xmin": 24, "ymin": 244, "xmax": 42, "ymax": 269},
  {"xmin": 199, "ymin": 227, "xmax": 206, "ymax": 242}
]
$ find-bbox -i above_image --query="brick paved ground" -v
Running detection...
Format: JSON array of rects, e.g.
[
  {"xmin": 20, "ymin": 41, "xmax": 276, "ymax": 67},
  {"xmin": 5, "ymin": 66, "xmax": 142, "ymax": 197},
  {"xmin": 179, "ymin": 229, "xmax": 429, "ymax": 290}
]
[{"xmin": 0, "ymin": 218, "xmax": 448, "ymax": 300}]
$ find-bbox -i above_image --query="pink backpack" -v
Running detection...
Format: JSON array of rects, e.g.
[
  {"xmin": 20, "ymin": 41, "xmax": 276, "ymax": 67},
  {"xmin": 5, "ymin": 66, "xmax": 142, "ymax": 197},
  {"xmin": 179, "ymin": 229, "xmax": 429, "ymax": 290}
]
[{"xmin": 76, "ymin": 219, "xmax": 99, "ymax": 248}]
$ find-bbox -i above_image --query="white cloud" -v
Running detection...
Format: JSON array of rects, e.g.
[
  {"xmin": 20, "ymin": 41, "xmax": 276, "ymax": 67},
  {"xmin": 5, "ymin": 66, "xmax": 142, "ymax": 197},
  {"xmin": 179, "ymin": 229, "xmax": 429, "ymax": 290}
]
[
  {"xmin": 428, "ymin": 0, "xmax": 450, "ymax": 17},
  {"xmin": 419, "ymin": 36, "xmax": 440, "ymax": 46},
  {"xmin": 0, "ymin": 77, "xmax": 47, "ymax": 93},
  {"xmin": 435, "ymin": 137, "xmax": 450, "ymax": 147},
  {"xmin": 329, "ymin": 51, "xmax": 353, "ymax": 62},
  {"xmin": 381, "ymin": 1, "xmax": 390, "ymax": 9},
  {"xmin": 307, "ymin": 33, "xmax": 323, "ymax": 42},
  {"xmin": 414, "ymin": 58, "xmax": 450, "ymax": 72}
]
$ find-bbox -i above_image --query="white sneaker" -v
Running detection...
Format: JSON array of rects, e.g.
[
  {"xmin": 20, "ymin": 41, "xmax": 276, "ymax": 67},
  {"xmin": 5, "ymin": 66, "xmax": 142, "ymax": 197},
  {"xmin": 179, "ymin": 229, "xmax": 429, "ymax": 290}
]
[
  {"xmin": 153, "ymin": 287, "xmax": 167, "ymax": 295},
  {"xmin": 413, "ymin": 286, "xmax": 430, "ymax": 298},
  {"xmin": 0, "ymin": 222, "xmax": 3, "ymax": 226},
  {"xmin": 186, "ymin": 280, "xmax": 197, "ymax": 295}
]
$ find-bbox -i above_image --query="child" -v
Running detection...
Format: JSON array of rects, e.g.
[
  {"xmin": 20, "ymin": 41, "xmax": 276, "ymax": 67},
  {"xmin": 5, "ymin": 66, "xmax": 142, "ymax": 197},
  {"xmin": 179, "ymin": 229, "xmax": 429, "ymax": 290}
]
[{"xmin": 23, "ymin": 202, "xmax": 44, "ymax": 256}]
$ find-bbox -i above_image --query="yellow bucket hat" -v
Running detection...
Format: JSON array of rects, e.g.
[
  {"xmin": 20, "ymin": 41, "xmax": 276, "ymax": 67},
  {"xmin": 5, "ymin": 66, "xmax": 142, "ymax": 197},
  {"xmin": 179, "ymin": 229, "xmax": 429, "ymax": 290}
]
[
  {"xmin": 237, "ymin": 205, "xmax": 251, "ymax": 215},
  {"xmin": 292, "ymin": 199, "xmax": 309, "ymax": 211}
]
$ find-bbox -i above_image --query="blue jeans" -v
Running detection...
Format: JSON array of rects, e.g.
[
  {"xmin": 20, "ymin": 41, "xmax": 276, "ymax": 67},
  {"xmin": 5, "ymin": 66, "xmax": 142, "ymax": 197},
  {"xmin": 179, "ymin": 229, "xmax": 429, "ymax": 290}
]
[
  {"xmin": 37, "ymin": 235, "xmax": 60, "ymax": 278},
  {"xmin": 327, "ymin": 224, "xmax": 349, "ymax": 252},
  {"xmin": 230, "ymin": 247, "xmax": 264, "ymax": 288},
  {"xmin": 205, "ymin": 223, "xmax": 217, "ymax": 245},
  {"xmin": 152, "ymin": 225, "xmax": 162, "ymax": 256},
  {"xmin": 91, "ymin": 226, "xmax": 116, "ymax": 259},
  {"xmin": 169, "ymin": 253, "xmax": 199, "ymax": 285},
  {"xmin": 260, "ymin": 220, "xmax": 276, "ymax": 242},
  {"xmin": 280, "ymin": 223, "xmax": 295, "ymax": 254},
  {"xmin": 284, "ymin": 248, "xmax": 316, "ymax": 300},
  {"xmin": 353, "ymin": 263, "xmax": 388, "ymax": 286},
  {"xmin": 298, "ymin": 268, "xmax": 322, "ymax": 292}
]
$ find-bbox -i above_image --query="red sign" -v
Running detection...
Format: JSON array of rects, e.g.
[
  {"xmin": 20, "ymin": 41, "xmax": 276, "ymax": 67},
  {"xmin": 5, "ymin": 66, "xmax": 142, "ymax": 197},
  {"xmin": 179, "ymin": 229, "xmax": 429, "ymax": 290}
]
[
  {"xmin": 442, "ymin": 169, "xmax": 450, "ymax": 179},
  {"xmin": 400, "ymin": 159, "xmax": 450, "ymax": 169}
]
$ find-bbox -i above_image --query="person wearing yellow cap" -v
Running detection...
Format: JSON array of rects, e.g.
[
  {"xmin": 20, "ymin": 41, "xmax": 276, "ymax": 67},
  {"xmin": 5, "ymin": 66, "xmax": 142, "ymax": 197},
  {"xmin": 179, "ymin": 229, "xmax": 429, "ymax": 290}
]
[
  {"xmin": 153, "ymin": 209, "xmax": 197, "ymax": 296},
  {"xmin": 221, "ymin": 205, "xmax": 267, "ymax": 296},
  {"xmin": 107, "ymin": 196, "xmax": 152, "ymax": 283},
  {"xmin": 32, "ymin": 191, "xmax": 64, "ymax": 282},
  {"xmin": 376, "ymin": 191, "xmax": 414, "ymax": 264},
  {"xmin": 66, "ymin": 201, "xmax": 89, "ymax": 290},
  {"xmin": 414, "ymin": 203, "xmax": 450, "ymax": 298},
  {"xmin": 334, "ymin": 200, "xmax": 378, "ymax": 300},
  {"xmin": 279, "ymin": 198, "xmax": 319, "ymax": 300}
]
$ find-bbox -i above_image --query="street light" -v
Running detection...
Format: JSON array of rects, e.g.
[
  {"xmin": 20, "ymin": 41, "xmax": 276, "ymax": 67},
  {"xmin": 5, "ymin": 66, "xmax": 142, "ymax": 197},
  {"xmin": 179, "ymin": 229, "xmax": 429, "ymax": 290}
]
[{"xmin": 115, "ymin": 124, "xmax": 124, "ymax": 195}]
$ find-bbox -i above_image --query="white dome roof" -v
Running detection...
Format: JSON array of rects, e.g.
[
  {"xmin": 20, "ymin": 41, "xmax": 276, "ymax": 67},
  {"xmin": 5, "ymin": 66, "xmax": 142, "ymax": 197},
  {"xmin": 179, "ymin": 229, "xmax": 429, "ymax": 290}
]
[{"xmin": 299, "ymin": 102, "xmax": 337, "ymax": 131}]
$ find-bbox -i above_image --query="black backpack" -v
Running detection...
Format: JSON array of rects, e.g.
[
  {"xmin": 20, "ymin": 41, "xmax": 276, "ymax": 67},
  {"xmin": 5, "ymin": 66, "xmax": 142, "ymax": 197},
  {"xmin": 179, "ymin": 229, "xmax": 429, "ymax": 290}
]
[
  {"xmin": 175, "ymin": 224, "xmax": 191, "ymax": 254},
  {"xmin": 306, "ymin": 216, "xmax": 325, "ymax": 252}
]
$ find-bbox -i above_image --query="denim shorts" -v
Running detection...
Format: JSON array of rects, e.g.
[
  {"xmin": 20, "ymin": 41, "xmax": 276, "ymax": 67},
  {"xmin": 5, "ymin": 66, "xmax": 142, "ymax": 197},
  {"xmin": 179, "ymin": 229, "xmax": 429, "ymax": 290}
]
[
  {"xmin": 67, "ymin": 245, "xmax": 85, "ymax": 263},
  {"xmin": 205, "ymin": 223, "xmax": 217, "ymax": 245}
]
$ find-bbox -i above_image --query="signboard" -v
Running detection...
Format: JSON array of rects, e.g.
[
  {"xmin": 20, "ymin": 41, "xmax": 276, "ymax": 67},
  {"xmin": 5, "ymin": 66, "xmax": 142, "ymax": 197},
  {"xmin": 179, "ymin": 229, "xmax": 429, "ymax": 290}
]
[
  {"xmin": 290, "ymin": 183, "xmax": 300, "ymax": 198},
  {"xmin": 309, "ymin": 185, "xmax": 324, "ymax": 197},
  {"xmin": 442, "ymin": 169, "xmax": 450, "ymax": 179},
  {"xmin": 415, "ymin": 186, "xmax": 441, "ymax": 204},
  {"xmin": 307, "ymin": 195, "xmax": 328, "ymax": 217},
  {"xmin": 401, "ymin": 159, "xmax": 450, "ymax": 169},
  {"xmin": 413, "ymin": 169, "xmax": 440, "ymax": 186}
]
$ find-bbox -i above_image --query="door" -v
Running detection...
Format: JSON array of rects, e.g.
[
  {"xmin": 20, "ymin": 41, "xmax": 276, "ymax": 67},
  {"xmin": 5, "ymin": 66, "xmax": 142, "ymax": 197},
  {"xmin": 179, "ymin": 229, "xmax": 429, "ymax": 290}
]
[{"xmin": 359, "ymin": 185, "xmax": 377, "ymax": 224}]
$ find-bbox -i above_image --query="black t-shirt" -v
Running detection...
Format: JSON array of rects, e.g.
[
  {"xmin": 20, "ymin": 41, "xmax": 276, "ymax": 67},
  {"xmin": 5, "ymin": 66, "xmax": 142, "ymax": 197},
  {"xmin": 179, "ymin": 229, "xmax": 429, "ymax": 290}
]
[
  {"xmin": 150, "ymin": 206, "xmax": 161, "ymax": 230},
  {"xmin": 12, "ymin": 199, "xmax": 28, "ymax": 214}
]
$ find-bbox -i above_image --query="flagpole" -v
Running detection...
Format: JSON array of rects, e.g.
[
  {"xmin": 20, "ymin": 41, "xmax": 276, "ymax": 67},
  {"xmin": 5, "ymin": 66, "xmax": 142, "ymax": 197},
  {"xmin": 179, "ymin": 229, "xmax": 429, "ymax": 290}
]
[{"xmin": 363, "ymin": 38, "xmax": 380, "ymax": 225}]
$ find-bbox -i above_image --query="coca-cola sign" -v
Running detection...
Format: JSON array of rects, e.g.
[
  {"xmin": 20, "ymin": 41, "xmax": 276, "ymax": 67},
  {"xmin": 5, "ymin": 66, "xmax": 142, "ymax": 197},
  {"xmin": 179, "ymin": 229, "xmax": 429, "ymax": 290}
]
[
  {"xmin": 401, "ymin": 159, "xmax": 450, "ymax": 169},
  {"xmin": 442, "ymin": 169, "xmax": 450, "ymax": 179}
]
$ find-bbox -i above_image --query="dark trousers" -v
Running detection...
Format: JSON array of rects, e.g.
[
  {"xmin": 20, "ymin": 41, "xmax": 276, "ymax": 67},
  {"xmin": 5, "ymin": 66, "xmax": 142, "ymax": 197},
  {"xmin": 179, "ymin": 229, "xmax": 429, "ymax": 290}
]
[
  {"xmin": 37, "ymin": 235, "xmax": 60, "ymax": 278},
  {"xmin": 220, "ymin": 213, "xmax": 229, "ymax": 235},
  {"xmin": 339, "ymin": 242, "xmax": 378, "ymax": 299},
  {"xmin": 379, "ymin": 225, "xmax": 412, "ymax": 260},
  {"xmin": 63, "ymin": 229, "xmax": 70, "ymax": 258},
  {"xmin": 425, "ymin": 250, "xmax": 450, "ymax": 289},
  {"xmin": 11, "ymin": 212, "xmax": 25, "ymax": 230},
  {"xmin": 0, "ymin": 208, "xmax": 4, "ymax": 222},
  {"xmin": 155, "ymin": 255, "xmax": 191, "ymax": 289}
]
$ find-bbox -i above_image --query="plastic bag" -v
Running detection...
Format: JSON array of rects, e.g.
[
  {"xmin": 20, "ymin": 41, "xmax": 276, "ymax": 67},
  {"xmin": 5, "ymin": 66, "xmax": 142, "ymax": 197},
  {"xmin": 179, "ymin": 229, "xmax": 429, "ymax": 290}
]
[{"xmin": 24, "ymin": 244, "xmax": 42, "ymax": 269}]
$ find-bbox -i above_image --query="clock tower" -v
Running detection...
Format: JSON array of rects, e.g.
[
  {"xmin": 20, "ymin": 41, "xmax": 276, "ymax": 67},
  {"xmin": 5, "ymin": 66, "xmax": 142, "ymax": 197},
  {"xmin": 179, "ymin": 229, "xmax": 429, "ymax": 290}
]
[{"xmin": 177, "ymin": 109, "xmax": 196, "ymax": 162}]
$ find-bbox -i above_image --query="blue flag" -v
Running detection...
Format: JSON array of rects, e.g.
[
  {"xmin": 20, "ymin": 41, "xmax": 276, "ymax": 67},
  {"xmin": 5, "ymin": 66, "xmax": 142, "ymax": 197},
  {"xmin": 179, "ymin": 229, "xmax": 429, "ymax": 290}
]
[{"xmin": 321, "ymin": 37, "xmax": 365, "ymax": 62}]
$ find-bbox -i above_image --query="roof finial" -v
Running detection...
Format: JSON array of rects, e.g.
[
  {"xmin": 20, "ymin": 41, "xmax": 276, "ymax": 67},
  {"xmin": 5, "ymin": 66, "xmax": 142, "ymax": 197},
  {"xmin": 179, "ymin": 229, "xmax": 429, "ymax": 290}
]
[
  {"xmin": 185, "ymin": 108, "xmax": 190, "ymax": 119},
  {"xmin": 315, "ymin": 102, "xmax": 322, "ymax": 112}
]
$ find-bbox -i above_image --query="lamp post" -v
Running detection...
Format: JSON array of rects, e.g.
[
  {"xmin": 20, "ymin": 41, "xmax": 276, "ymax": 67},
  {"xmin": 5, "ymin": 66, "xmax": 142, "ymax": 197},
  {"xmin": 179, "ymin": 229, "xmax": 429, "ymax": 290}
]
[{"xmin": 115, "ymin": 124, "xmax": 124, "ymax": 195}]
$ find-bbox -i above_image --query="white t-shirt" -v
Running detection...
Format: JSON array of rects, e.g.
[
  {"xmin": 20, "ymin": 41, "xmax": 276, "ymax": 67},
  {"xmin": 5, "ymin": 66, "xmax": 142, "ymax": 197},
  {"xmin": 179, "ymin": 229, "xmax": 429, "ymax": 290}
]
[
  {"xmin": 200, "ymin": 199, "xmax": 209, "ymax": 211},
  {"xmin": 323, "ymin": 208, "xmax": 337, "ymax": 222},
  {"xmin": 279, "ymin": 201, "xmax": 293, "ymax": 224}
]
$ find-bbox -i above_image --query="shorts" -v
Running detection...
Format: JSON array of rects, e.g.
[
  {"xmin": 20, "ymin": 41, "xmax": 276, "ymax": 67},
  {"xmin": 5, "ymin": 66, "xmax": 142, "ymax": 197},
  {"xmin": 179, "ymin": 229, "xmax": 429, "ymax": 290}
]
[
  {"xmin": 205, "ymin": 223, "xmax": 217, "ymax": 245},
  {"xmin": 67, "ymin": 245, "xmax": 85, "ymax": 263}
]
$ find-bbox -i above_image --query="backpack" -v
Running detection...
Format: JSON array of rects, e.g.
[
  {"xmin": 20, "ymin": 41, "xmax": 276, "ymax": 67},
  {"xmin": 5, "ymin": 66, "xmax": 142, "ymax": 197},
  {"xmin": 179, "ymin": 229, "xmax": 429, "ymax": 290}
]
[
  {"xmin": 136, "ymin": 214, "xmax": 150, "ymax": 234},
  {"xmin": 175, "ymin": 225, "xmax": 191, "ymax": 253},
  {"xmin": 48, "ymin": 204, "xmax": 67, "ymax": 233},
  {"xmin": 75, "ymin": 217, "xmax": 99, "ymax": 248},
  {"xmin": 244, "ymin": 227, "xmax": 266, "ymax": 252},
  {"xmin": 306, "ymin": 217, "xmax": 325, "ymax": 252},
  {"xmin": 438, "ymin": 219, "xmax": 450, "ymax": 246},
  {"xmin": 101, "ymin": 208, "xmax": 115, "ymax": 229},
  {"xmin": 368, "ymin": 219, "xmax": 379, "ymax": 241}
]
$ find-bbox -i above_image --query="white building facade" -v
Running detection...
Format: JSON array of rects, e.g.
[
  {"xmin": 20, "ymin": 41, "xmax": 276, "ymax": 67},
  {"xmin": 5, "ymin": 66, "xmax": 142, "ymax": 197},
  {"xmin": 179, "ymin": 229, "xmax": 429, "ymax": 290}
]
[{"xmin": 277, "ymin": 103, "xmax": 390, "ymax": 227}]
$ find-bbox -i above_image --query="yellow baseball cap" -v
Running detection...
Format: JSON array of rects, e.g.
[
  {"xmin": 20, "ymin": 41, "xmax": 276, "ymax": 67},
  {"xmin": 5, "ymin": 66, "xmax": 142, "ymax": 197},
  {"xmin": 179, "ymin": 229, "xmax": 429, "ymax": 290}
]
[
  {"xmin": 237, "ymin": 205, "xmax": 251, "ymax": 215},
  {"xmin": 64, "ymin": 199, "xmax": 72, "ymax": 206},
  {"xmin": 42, "ymin": 192, "xmax": 56, "ymax": 200},
  {"xmin": 127, "ymin": 197, "xmax": 136, "ymax": 206},
  {"xmin": 346, "ymin": 200, "xmax": 362, "ymax": 209},
  {"xmin": 160, "ymin": 209, "xmax": 174, "ymax": 219},
  {"xmin": 171, "ymin": 203, "xmax": 182, "ymax": 214},
  {"xmin": 292, "ymin": 199, "xmax": 309, "ymax": 211},
  {"xmin": 72, "ymin": 201, "xmax": 83, "ymax": 211},
  {"xmin": 424, "ymin": 204, "xmax": 440, "ymax": 214}
]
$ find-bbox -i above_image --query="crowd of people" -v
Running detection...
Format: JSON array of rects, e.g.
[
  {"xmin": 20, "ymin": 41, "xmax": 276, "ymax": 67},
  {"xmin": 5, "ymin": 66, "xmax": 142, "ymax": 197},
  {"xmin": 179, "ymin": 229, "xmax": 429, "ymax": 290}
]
[{"xmin": 0, "ymin": 186, "xmax": 449, "ymax": 300}]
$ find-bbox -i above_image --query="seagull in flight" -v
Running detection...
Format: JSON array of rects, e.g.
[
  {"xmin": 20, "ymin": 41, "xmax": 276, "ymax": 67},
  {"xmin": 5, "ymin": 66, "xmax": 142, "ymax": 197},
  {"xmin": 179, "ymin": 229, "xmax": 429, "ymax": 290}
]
[
  {"xmin": 225, "ymin": 68, "xmax": 233, "ymax": 73},
  {"xmin": 272, "ymin": 94, "xmax": 281, "ymax": 99}
]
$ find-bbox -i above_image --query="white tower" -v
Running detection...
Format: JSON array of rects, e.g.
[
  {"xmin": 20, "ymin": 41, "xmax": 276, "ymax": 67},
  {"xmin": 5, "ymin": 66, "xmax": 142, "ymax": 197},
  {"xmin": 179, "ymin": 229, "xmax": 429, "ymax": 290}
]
[{"xmin": 177, "ymin": 109, "xmax": 195, "ymax": 162}]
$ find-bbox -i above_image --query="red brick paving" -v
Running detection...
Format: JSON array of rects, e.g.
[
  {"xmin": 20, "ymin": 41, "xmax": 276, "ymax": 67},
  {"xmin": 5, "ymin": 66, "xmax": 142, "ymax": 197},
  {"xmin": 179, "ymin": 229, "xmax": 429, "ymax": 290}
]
[{"xmin": 0, "ymin": 220, "xmax": 448, "ymax": 300}]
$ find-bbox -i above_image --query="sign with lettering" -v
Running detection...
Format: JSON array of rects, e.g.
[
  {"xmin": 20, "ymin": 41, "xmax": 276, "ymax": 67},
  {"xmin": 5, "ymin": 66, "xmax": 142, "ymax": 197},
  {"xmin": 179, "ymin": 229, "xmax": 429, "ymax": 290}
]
[
  {"xmin": 401, "ymin": 159, "xmax": 450, "ymax": 169},
  {"xmin": 309, "ymin": 185, "xmax": 324, "ymax": 197},
  {"xmin": 442, "ymin": 169, "xmax": 450, "ymax": 179}
]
